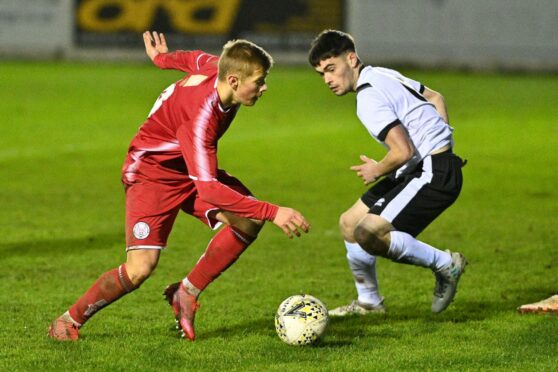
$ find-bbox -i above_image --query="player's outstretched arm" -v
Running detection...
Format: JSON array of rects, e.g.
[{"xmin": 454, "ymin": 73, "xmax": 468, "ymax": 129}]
[
  {"xmin": 423, "ymin": 86, "xmax": 449, "ymax": 124},
  {"xmin": 143, "ymin": 31, "xmax": 168, "ymax": 61},
  {"xmin": 272, "ymin": 207, "xmax": 311, "ymax": 239}
]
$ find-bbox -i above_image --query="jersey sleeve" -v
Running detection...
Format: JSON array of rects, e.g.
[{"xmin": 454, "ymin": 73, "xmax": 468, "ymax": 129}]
[
  {"xmin": 377, "ymin": 67, "xmax": 424, "ymax": 93},
  {"xmin": 153, "ymin": 50, "xmax": 218, "ymax": 73},
  {"xmin": 356, "ymin": 88, "xmax": 399, "ymax": 141},
  {"xmin": 176, "ymin": 106, "xmax": 278, "ymax": 221},
  {"xmin": 194, "ymin": 180, "xmax": 279, "ymax": 221},
  {"xmin": 396, "ymin": 71, "xmax": 423, "ymax": 93}
]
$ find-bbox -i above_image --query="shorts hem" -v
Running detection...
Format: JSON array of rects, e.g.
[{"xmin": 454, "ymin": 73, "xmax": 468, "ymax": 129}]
[{"xmin": 205, "ymin": 208, "xmax": 222, "ymax": 230}]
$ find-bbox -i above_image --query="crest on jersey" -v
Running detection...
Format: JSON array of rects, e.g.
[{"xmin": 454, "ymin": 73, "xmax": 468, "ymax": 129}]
[{"xmin": 133, "ymin": 222, "xmax": 150, "ymax": 240}]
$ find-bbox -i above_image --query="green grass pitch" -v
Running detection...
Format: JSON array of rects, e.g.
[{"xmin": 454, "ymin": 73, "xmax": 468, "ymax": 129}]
[{"xmin": 1, "ymin": 61, "xmax": 557, "ymax": 370}]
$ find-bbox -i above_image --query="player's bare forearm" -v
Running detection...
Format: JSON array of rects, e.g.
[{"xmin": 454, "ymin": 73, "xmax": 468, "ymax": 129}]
[
  {"xmin": 350, "ymin": 152, "xmax": 406, "ymax": 185},
  {"xmin": 143, "ymin": 31, "xmax": 168, "ymax": 62},
  {"xmin": 351, "ymin": 124, "xmax": 414, "ymax": 184},
  {"xmin": 423, "ymin": 87, "xmax": 450, "ymax": 124},
  {"xmin": 375, "ymin": 150, "xmax": 409, "ymax": 175},
  {"xmin": 430, "ymin": 96, "xmax": 449, "ymax": 124}
]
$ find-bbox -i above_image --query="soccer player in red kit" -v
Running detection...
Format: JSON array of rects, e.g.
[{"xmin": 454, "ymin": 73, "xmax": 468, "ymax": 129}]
[{"xmin": 48, "ymin": 31, "xmax": 310, "ymax": 341}]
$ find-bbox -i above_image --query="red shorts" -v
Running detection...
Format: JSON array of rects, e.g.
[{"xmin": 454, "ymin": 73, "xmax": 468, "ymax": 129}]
[{"xmin": 124, "ymin": 170, "xmax": 252, "ymax": 250}]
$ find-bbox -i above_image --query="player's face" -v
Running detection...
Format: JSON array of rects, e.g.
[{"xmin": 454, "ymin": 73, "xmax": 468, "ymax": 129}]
[
  {"xmin": 235, "ymin": 68, "xmax": 268, "ymax": 106},
  {"xmin": 314, "ymin": 53, "xmax": 357, "ymax": 96}
]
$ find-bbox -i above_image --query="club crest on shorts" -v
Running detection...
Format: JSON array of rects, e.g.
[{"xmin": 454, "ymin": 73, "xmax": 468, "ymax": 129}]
[{"xmin": 133, "ymin": 222, "xmax": 150, "ymax": 239}]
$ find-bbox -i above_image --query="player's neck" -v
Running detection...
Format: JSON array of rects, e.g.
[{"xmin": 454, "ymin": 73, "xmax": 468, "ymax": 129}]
[
  {"xmin": 216, "ymin": 80, "xmax": 235, "ymax": 109},
  {"xmin": 351, "ymin": 64, "xmax": 364, "ymax": 92}
]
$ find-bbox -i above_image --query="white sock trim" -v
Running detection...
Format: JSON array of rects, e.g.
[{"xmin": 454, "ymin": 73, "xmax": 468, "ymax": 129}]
[
  {"xmin": 181, "ymin": 278, "xmax": 201, "ymax": 297},
  {"xmin": 63, "ymin": 311, "xmax": 82, "ymax": 327}
]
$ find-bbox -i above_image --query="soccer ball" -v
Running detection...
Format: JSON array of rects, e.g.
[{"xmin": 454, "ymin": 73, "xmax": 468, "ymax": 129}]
[{"xmin": 275, "ymin": 294, "xmax": 329, "ymax": 346}]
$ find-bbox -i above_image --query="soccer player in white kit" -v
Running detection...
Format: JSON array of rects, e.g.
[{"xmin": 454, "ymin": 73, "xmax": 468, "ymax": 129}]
[{"xmin": 308, "ymin": 30, "xmax": 468, "ymax": 315}]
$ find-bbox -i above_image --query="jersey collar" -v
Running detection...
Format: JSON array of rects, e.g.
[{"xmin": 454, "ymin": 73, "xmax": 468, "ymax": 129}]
[{"xmin": 356, "ymin": 65, "xmax": 373, "ymax": 92}]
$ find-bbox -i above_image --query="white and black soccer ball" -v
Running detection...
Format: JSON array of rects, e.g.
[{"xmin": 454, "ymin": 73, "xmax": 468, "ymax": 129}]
[{"xmin": 275, "ymin": 294, "xmax": 329, "ymax": 346}]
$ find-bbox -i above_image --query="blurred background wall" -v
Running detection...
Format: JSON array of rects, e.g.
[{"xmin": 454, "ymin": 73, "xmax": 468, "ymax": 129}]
[
  {"xmin": 1, "ymin": 0, "xmax": 557, "ymax": 71},
  {"xmin": 0, "ymin": 0, "xmax": 72, "ymax": 57},
  {"xmin": 348, "ymin": 0, "xmax": 558, "ymax": 71}
]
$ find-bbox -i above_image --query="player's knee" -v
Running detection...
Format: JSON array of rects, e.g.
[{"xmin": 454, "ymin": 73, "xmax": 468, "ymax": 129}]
[
  {"xmin": 233, "ymin": 218, "xmax": 264, "ymax": 239},
  {"xmin": 126, "ymin": 261, "xmax": 157, "ymax": 287},
  {"xmin": 339, "ymin": 212, "xmax": 356, "ymax": 241}
]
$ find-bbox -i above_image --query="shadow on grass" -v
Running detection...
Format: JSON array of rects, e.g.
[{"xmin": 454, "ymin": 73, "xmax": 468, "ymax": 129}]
[
  {"xmin": 171, "ymin": 316, "xmax": 355, "ymax": 347},
  {"xmin": 191, "ymin": 312, "xmax": 454, "ymax": 347},
  {"xmin": 75, "ymin": 290, "xmax": 558, "ymax": 348},
  {"xmin": 200, "ymin": 318, "xmax": 275, "ymax": 340},
  {"xmin": 0, "ymin": 232, "xmax": 122, "ymax": 259},
  {"xmin": 188, "ymin": 313, "xmax": 386, "ymax": 347},
  {"xmin": 451, "ymin": 285, "xmax": 558, "ymax": 321},
  {"xmin": 156, "ymin": 286, "xmax": 558, "ymax": 346}
]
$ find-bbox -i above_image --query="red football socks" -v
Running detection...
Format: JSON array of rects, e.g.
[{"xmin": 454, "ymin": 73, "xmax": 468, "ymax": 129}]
[
  {"xmin": 187, "ymin": 226, "xmax": 255, "ymax": 292},
  {"xmin": 68, "ymin": 264, "xmax": 135, "ymax": 325}
]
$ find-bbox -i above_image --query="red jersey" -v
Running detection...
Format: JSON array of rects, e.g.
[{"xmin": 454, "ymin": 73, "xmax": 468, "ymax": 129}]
[{"xmin": 122, "ymin": 50, "xmax": 278, "ymax": 221}]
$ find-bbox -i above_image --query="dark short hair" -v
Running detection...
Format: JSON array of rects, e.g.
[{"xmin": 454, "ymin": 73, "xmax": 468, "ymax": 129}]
[{"xmin": 308, "ymin": 29, "xmax": 356, "ymax": 66}]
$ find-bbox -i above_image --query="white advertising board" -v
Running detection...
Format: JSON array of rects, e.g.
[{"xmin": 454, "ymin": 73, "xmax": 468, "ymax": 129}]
[
  {"xmin": 0, "ymin": 0, "xmax": 72, "ymax": 55},
  {"xmin": 347, "ymin": 0, "xmax": 558, "ymax": 70}
]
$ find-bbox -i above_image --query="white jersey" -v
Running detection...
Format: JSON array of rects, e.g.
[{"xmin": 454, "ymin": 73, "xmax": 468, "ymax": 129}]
[{"xmin": 356, "ymin": 66, "xmax": 454, "ymax": 178}]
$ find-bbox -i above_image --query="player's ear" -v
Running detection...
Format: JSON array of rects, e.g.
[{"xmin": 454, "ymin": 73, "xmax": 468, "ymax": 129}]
[
  {"xmin": 227, "ymin": 74, "xmax": 240, "ymax": 90},
  {"xmin": 347, "ymin": 52, "xmax": 359, "ymax": 68}
]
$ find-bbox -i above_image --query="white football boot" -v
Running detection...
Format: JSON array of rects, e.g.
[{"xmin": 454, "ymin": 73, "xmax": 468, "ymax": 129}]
[
  {"xmin": 432, "ymin": 251, "xmax": 468, "ymax": 313},
  {"xmin": 329, "ymin": 299, "xmax": 386, "ymax": 317},
  {"xmin": 518, "ymin": 295, "xmax": 558, "ymax": 314}
]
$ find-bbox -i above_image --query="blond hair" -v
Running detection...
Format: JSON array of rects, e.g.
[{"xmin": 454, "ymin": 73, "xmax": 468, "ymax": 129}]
[{"xmin": 218, "ymin": 39, "xmax": 273, "ymax": 81}]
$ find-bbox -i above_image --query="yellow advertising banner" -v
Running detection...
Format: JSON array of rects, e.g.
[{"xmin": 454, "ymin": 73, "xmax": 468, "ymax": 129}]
[{"xmin": 75, "ymin": 0, "xmax": 343, "ymax": 49}]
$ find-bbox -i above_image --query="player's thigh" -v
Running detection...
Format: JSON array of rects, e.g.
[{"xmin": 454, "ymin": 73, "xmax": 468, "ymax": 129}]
[
  {"xmin": 215, "ymin": 211, "xmax": 264, "ymax": 237},
  {"xmin": 369, "ymin": 174, "xmax": 432, "ymax": 237},
  {"xmin": 370, "ymin": 155, "xmax": 462, "ymax": 237},
  {"xmin": 125, "ymin": 181, "xmax": 189, "ymax": 249},
  {"xmin": 361, "ymin": 176, "xmax": 400, "ymax": 210},
  {"xmin": 339, "ymin": 198, "xmax": 370, "ymax": 232},
  {"xmin": 356, "ymin": 213, "xmax": 394, "ymax": 237}
]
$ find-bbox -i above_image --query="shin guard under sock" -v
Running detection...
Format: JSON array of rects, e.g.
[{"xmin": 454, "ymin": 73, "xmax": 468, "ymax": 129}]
[
  {"xmin": 68, "ymin": 264, "xmax": 135, "ymax": 326},
  {"xmin": 345, "ymin": 241, "xmax": 383, "ymax": 306},
  {"xmin": 186, "ymin": 226, "xmax": 254, "ymax": 292},
  {"xmin": 387, "ymin": 231, "xmax": 451, "ymax": 270}
]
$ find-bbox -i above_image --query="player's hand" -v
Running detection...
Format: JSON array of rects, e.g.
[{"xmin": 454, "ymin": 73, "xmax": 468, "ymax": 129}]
[
  {"xmin": 350, "ymin": 154, "xmax": 382, "ymax": 185},
  {"xmin": 272, "ymin": 207, "xmax": 310, "ymax": 239},
  {"xmin": 143, "ymin": 31, "xmax": 168, "ymax": 61}
]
